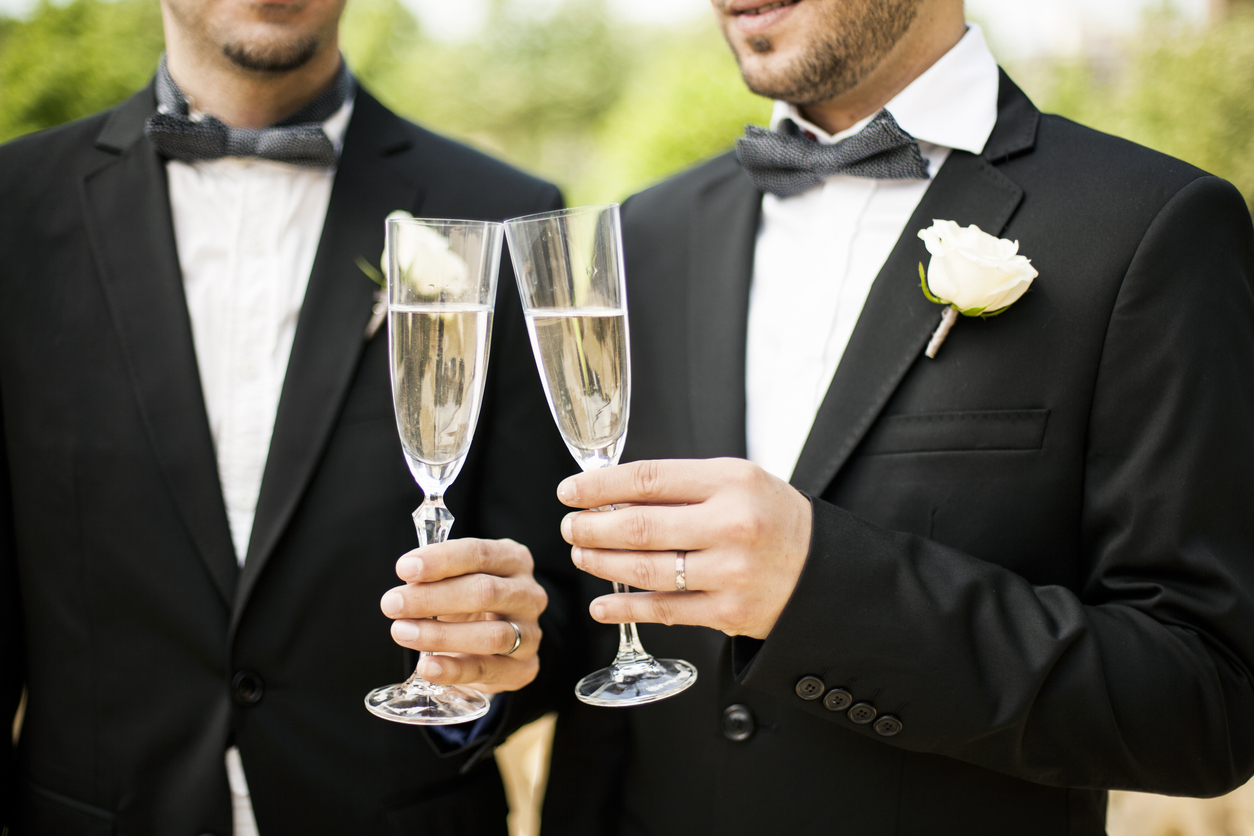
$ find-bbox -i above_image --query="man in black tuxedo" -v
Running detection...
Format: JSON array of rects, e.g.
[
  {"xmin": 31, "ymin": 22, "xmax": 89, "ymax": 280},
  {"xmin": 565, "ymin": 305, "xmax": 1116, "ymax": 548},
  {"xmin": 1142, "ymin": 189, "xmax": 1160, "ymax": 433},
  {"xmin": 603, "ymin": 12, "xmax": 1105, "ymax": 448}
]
[
  {"xmin": 541, "ymin": 0, "xmax": 1254, "ymax": 833},
  {"xmin": 0, "ymin": 0, "xmax": 576, "ymax": 831}
]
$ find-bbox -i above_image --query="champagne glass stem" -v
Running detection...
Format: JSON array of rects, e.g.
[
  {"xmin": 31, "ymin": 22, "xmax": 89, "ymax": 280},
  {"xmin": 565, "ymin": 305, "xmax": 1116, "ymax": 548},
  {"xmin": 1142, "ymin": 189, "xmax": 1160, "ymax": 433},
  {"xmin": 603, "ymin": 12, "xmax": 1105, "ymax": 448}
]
[
  {"xmin": 404, "ymin": 493, "xmax": 454, "ymax": 686},
  {"xmin": 612, "ymin": 582, "xmax": 650, "ymax": 663},
  {"xmin": 595, "ymin": 505, "xmax": 656, "ymax": 663},
  {"xmin": 364, "ymin": 492, "xmax": 489, "ymax": 724}
]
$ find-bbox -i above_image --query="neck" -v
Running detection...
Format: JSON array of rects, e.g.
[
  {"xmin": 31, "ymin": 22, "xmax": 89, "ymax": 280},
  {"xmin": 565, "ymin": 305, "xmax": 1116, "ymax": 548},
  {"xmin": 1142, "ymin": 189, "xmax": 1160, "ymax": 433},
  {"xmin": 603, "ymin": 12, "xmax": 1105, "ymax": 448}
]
[
  {"xmin": 162, "ymin": 39, "xmax": 342, "ymax": 128},
  {"xmin": 798, "ymin": 9, "xmax": 967, "ymax": 136}
]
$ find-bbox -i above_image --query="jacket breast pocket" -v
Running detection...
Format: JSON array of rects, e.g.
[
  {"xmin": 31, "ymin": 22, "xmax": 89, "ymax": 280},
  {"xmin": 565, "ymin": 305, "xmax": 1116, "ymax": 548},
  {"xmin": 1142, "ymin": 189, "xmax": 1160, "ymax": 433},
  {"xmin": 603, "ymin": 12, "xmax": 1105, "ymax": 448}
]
[{"xmin": 859, "ymin": 409, "xmax": 1049, "ymax": 455}]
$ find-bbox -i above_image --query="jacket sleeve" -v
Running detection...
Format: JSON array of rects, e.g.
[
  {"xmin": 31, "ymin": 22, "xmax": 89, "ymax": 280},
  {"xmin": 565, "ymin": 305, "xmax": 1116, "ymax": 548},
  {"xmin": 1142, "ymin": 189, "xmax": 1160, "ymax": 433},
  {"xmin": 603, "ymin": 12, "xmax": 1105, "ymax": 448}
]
[
  {"xmin": 735, "ymin": 175, "xmax": 1254, "ymax": 796},
  {"xmin": 1, "ymin": 384, "xmax": 23, "ymax": 824}
]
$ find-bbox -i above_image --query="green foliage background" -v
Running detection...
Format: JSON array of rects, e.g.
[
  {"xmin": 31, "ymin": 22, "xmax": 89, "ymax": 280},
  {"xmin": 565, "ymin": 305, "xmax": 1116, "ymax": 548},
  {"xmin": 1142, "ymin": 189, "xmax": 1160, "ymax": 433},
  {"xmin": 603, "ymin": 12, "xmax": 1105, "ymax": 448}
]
[{"xmin": 0, "ymin": 0, "xmax": 1251, "ymax": 210}]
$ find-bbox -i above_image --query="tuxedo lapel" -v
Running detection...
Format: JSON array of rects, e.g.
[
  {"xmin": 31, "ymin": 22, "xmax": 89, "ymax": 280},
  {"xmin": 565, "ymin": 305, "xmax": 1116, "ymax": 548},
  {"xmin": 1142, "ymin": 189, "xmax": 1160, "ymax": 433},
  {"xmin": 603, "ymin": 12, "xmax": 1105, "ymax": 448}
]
[
  {"xmin": 232, "ymin": 93, "xmax": 422, "ymax": 629},
  {"xmin": 688, "ymin": 166, "xmax": 760, "ymax": 459},
  {"xmin": 81, "ymin": 87, "xmax": 239, "ymax": 604},
  {"xmin": 789, "ymin": 73, "xmax": 1037, "ymax": 495}
]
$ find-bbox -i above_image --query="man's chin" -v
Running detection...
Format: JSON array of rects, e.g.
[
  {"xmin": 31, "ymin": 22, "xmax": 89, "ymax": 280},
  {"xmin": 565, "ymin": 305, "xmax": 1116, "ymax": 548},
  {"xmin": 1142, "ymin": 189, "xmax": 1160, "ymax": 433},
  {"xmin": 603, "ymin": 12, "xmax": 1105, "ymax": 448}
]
[{"xmin": 222, "ymin": 35, "xmax": 319, "ymax": 72}]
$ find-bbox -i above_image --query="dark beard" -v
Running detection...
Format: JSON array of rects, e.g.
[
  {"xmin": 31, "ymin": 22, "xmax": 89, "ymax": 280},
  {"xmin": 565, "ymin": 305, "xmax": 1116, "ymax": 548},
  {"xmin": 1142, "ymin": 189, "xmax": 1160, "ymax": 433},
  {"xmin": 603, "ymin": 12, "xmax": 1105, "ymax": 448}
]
[
  {"xmin": 223, "ymin": 34, "xmax": 320, "ymax": 72},
  {"xmin": 734, "ymin": 0, "xmax": 923, "ymax": 105}
]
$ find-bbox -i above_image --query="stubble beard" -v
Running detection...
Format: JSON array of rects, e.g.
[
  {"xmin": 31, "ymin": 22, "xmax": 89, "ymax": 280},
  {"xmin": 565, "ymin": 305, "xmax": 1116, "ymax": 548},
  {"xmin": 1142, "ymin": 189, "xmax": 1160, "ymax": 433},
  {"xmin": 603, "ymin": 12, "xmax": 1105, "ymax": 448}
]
[
  {"xmin": 222, "ymin": 33, "xmax": 321, "ymax": 72},
  {"xmin": 729, "ymin": 0, "xmax": 924, "ymax": 106}
]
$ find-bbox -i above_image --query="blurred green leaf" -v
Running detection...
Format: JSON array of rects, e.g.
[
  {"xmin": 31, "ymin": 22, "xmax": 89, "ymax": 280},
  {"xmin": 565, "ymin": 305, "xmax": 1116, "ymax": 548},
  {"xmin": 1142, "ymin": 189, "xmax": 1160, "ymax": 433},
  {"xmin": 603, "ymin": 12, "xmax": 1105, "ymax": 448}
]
[
  {"xmin": 1033, "ymin": 10, "xmax": 1254, "ymax": 211},
  {"xmin": 0, "ymin": 0, "xmax": 164, "ymax": 143},
  {"xmin": 1, "ymin": 0, "xmax": 1249, "ymax": 212}
]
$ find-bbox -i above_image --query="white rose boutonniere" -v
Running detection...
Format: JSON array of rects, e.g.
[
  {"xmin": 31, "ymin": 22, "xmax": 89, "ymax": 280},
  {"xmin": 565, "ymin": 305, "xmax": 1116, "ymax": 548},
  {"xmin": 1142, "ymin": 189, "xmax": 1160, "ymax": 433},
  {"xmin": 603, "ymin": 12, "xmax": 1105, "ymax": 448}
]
[
  {"xmin": 357, "ymin": 210, "xmax": 415, "ymax": 340},
  {"xmin": 917, "ymin": 219, "xmax": 1038, "ymax": 358}
]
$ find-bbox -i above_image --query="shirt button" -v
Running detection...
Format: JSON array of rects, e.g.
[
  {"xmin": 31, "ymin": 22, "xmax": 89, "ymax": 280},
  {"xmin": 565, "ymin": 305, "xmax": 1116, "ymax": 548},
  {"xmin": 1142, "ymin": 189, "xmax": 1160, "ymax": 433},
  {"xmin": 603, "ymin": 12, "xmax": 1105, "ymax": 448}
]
[
  {"xmin": 822, "ymin": 688, "xmax": 853, "ymax": 712},
  {"xmin": 721, "ymin": 704, "xmax": 756, "ymax": 742},
  {"xmin": 794, "ymin": 676, "xmax": 825, "ymax": 701},
  {"xmin": 873, "ymin": 715, "xmax": 903, "ymax": 737},
  {"xmin": 848, "ymin": 702, "xmax": 878, "ymax": 725},
  {"xmin": 232, "ymin": 670, "xmax": 264, "ymax": 706}
]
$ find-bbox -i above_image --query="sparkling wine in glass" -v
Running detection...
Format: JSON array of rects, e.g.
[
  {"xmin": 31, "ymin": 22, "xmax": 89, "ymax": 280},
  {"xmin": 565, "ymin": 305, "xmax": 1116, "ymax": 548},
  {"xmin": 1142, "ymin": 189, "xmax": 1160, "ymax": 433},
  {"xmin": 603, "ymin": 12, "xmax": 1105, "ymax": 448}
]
[
  {"xmin": 365, "ymin": 217, "xmax": 503, "ymax": 725},
  {"xmin": 505, "ymin": 204, "xmax": 697, "ymax": 707}
]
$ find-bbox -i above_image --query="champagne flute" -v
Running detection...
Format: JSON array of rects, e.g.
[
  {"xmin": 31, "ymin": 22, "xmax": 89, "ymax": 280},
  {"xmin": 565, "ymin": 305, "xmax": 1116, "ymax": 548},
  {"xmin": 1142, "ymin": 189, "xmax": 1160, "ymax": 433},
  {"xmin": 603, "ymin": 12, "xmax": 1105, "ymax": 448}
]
[
  {"xmin": 365, "ymin": 217, "xmax": 503, "ymax": 725},
  {"xmin": 505, "ymin": 204, "xmax": 697, "ymax": 707}
]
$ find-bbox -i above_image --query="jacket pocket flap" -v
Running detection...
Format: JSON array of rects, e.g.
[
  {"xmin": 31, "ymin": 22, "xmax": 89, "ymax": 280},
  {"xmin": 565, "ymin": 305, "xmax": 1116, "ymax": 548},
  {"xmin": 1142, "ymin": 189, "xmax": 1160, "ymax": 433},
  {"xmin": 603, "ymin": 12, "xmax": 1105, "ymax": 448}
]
[{"xmin": 860, "ymin": 409, "xmax": 1049, "ymax": 455}]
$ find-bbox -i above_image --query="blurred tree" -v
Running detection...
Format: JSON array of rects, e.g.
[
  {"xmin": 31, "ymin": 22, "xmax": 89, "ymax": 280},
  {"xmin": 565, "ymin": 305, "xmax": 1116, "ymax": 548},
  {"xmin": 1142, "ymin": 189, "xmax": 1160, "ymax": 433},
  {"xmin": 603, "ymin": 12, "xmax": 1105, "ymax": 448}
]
[
  {"xmin": 0, "ymin": 0, "xmax": 163, "ymax": 143},
  {"xmin": 0, "ymin": 0, "xmax": 419, "ymax": 143},
  {"xmin": 576, "ymin": 21, "xmax": 770, "ymax": 203},
  {"xmin": 340, "ymin": 0, "xmax": 423, "ymax": 94},
  {"xmin": 369, "ymin": 0, "xmax": 631, "ymax": 201},
  {"xmin": 2, "ymin": 0, "xmax": 1247, "ymax": 210},
  {"xmin": 1040, "ymin": 10, "xmax": 1254, "ymax": 210}
]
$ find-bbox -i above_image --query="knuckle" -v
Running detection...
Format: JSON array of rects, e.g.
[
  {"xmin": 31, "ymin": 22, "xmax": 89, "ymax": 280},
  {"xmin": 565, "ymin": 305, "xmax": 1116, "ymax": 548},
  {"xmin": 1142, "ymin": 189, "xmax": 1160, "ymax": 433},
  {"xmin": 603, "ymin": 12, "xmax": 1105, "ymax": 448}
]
[
  {"xmin": 626, "ymin": 510, "xmax": 654, "ymax": 549},
  {"xmin": 532, "ymin": 582, "xmax": 549, "ymax": 615},
  {"xmin": 496, "ymin": 621, "xmax": 517, "ymax": 652},
  {"xmin": 471, "ymin": 575, "xmax": 499, "ymax": 611},
  {"xmin": 718, "ymin": 597, "xmax": 752, "ymax": 631},
  {"xmin": 632, "ymin": 460, "xmax": 665, "ymax": 501},
  {"xmin": 511, "ymin": 540, "xmax": 534, "ymax": 573},
  {"xmin": 633, "ymin": 553, "xmax": 663, "ymax": 590},
  {"xmin": 730, "ymin": 459, "xmax": 762, "ymax": 489},
  {"xmin": 722, "ymin": 555, "xmax": 750, "ymax": 588},
  {"xmin": 727, "ymin": 512, "xmax": 764, "ymax": 543},
  {"xmin": 473, "ymin": 538, "xmax": 491, "ymax": 569},
  {"xmin": 652, "ymin": 595, "xmax": 678, "ymax": 627}
]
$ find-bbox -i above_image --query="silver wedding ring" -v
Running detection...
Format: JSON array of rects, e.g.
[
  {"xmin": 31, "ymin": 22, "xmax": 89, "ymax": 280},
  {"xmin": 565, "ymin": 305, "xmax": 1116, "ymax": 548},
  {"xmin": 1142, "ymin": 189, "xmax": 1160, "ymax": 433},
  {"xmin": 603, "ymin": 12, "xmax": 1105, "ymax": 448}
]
[
  {"xmin": 500, "ymin": 620, "xmax": 522, "ymax": 656},
  {"xmin": 675, "ymin": 551, "xmax": 687, "ymax": 591}
]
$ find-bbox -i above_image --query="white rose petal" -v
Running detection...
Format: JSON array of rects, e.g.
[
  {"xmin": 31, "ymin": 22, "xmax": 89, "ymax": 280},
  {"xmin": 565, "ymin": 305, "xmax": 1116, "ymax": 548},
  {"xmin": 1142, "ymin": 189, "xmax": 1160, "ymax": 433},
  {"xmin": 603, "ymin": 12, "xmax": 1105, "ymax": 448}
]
[
  {"xmin": 390, "ymin": 217, "xmax": 471, "ymax": 300},
  {"xmin": 918, "ymin": 220, "xmax": 1037, "ymax": 314}
]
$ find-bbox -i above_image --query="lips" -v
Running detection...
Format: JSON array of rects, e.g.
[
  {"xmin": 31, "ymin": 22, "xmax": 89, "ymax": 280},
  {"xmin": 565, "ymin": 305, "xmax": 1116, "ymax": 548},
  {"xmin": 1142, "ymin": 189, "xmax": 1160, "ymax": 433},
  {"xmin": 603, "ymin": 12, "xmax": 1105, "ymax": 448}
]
[
  {"xmin": 733, "ymin": 0, "xmax": 801, "ymax": 15},
  {"xmin": 728, "ymin": 0, "xmax": 801, "ymax": 35}
]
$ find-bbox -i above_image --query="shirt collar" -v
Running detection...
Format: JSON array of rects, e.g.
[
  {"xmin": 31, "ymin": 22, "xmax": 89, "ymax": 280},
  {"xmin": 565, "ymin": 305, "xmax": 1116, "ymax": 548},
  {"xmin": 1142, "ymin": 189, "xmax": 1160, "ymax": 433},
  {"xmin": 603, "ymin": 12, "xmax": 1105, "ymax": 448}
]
[{"xmin": 769, "ymin": 22, "xmax": 1000, "ymax": 156}]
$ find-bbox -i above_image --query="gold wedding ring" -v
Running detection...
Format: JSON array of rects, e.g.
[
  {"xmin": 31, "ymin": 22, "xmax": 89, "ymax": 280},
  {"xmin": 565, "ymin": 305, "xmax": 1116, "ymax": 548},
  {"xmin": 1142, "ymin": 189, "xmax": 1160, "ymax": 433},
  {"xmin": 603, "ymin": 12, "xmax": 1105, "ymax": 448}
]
[
  {"xmin": 500, "ymin": 620, "xmax": 523, "ymax": 656},
  {"xmin": 675, "ymin": 551, "xmax": 687, "ymax": 591}
]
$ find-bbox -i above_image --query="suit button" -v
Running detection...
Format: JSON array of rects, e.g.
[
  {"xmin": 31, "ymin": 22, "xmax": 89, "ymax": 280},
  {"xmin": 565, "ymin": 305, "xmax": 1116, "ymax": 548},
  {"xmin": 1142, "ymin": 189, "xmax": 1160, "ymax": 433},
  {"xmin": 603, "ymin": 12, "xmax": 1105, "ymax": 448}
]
[
  {"xmin": 232, "ymin": 671, "xmax": 264, "ymax": 706},
  {"xmin": 794, "ymin": 676, "xmax": 825, "ymax": 701},
  {"xmin": 848, "ymin": 702, "xmax": 877, "ymax": 725},
  {"xmin": 721, "ymin": 704, "xmax": 756, "ymax": 742},
  {"xmin": 873, "ymin": 715, "xmax": 903, "ymax": 737},
  {"xmin": 822, "ymin": 688, "xmax": 853, "ymax": 712}
]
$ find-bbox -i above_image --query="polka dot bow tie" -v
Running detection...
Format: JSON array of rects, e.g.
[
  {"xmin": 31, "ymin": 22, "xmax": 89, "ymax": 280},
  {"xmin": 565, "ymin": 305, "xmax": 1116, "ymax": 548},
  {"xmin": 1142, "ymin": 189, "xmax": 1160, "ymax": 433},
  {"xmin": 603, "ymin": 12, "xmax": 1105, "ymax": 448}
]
[
  {"xmin": 144, "ymin": 55, "xmax": 355, "ymax": 169},
  {"xmin": 735, "ymin": 109, "xmax": 931, "ymax": 198}
]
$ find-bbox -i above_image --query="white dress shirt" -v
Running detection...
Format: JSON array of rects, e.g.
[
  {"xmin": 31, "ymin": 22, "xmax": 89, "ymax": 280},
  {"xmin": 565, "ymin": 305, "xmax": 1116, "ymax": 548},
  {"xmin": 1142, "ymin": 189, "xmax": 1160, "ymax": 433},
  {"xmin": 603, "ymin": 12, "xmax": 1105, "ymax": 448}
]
[
  {"xmin": 745, "ymin": 24, "xmax": 1001, "ymax": 481},
  {"xmin": 166, "ymin": 99, "xmax": 353, "ymax": 836}
]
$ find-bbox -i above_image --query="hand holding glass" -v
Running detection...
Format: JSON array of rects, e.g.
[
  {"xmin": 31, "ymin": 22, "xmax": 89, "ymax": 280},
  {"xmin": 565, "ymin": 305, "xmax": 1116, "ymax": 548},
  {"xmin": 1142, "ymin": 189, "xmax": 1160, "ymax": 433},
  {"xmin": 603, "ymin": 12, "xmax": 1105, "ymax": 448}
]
[
  {"xmin": 505, "ymin": 204, "xmax": 697, "ymax": 706},
  {"xmin": 365, "ymin": 217, "xmax": 502, "ymax": 725}
]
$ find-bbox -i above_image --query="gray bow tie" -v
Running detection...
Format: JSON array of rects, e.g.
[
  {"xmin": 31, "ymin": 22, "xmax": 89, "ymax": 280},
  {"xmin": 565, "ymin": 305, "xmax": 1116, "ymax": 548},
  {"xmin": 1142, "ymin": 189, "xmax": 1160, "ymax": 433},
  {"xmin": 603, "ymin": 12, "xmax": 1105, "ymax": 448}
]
[
  {"xmin": 735, "ymin": 110, "xmax": 930, "ymax": 197},
  {"xmin": 144, "ymin": 55, "xmax": 355, "ymax": 169}
]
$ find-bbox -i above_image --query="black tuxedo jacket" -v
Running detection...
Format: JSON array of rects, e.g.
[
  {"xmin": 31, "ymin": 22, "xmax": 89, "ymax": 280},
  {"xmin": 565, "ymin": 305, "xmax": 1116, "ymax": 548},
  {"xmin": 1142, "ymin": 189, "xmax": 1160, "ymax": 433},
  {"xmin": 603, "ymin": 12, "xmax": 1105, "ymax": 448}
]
[
  {"xmin": 0, "ymin": 86, "xmax": 579, "ymax": 834},
  {"xmin": 543, "ymin": 74, "xmax": 1254, "ymax": 835}
]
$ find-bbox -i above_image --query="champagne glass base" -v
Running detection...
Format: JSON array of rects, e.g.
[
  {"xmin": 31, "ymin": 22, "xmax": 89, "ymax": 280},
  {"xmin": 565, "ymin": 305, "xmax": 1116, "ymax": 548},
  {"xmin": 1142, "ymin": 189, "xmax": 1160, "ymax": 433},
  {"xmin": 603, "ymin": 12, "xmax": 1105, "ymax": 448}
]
[
  {"xmin": 575, "ymin": 656, "xmax": 697, "ymax": 707},
  {"xmin": 365, "ymin": 680, "xmax": 491, "ymax": 725}
]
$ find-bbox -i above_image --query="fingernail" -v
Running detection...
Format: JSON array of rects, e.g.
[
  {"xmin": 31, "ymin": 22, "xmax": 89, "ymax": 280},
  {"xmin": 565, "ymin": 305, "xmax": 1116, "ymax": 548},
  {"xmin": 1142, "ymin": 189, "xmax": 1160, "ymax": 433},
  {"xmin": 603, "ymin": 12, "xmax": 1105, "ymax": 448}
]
[
  {"xmin": 571, "ymin": 547, "xmax": 584, "ymax": 569},
  {"xmin": 381, "ymin": 590, "xmax": 404, "ymax": 617},
  {"xmin": 591, "ymin": 602, "xmax": 606, "ymax": 622},
  {"xmin": 393, "ymin": 620, "xmax": 420, "ymax": 642},
  {"xmin": 561, "ymin": 514, "xmax": 575, "ymax": 542},
  {"xmin": 418, "ymin": 658, "xmax": 443, "ymax": 678},
  {"xmin": 397, "ymin": 557, "xmax": 423, "ymax": 580},
  {"xmin": 557, "ymin": 477, "xmax": 576, "ymax": 502}
]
